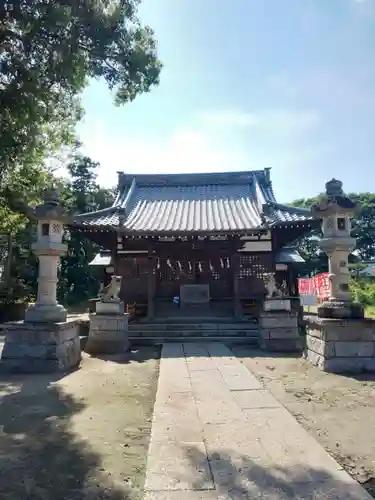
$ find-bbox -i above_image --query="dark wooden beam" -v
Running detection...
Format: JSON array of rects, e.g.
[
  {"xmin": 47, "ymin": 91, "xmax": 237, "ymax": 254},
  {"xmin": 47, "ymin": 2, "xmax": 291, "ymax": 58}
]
[
  {"xmin": 232, "ymin": 253, "xmax": 241, "ymax": 319},
  {"xmin": 147, "ymin": 255, "xmax": 156, "ymax": 319},
  {"xmin": 71, "ymin": 228, "xmax": 118, "ymax": 249},
  {"xmin": 272, "ymin": 224, "xmax": 317, "ymax": 251}
]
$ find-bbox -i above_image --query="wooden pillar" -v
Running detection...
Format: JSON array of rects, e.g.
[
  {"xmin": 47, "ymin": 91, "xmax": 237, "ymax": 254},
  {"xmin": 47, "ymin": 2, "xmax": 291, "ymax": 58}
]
[
  {"xmin": 147, "ymin": 255, "xmax": 156, "ymax": 319},
  {"xmin": 289, "ymin": 266, "xmax": 297, "ymax": 296},
  {"xmin": 232, "ymin": 253, "xmax": 241, "ymax": 319}
]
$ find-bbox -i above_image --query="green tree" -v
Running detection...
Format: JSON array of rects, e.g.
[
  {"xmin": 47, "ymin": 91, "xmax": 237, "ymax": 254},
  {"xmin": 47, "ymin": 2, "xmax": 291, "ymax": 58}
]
[
  {"xmin": 0, "ymin": 0, "xmax": 160, "ymax": 297},
  {"xmin": 290, "ymin": 196, "xmax": 327, "ymax": 276},
  {"xmin": 0, "ymin": 0, "xmax": 161, "ymax": 183},
  {"xmin": 0, "ymin": 164, "xmax": 53, "ymax": 295},
  {"xmin": 291, "ymin": 193, "xmax": 375, "ymax": 276},
  {"xmin": 58, "ymin": 154, "xmax": 114, "ymax": 305},
  {"xmin": 348, "ymin": 193, "xmax": 375, "ymax": 260}
]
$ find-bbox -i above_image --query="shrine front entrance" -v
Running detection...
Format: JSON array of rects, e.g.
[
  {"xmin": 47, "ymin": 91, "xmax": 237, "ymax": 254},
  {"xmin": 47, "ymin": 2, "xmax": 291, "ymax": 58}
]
[
  {"xmin": 116, "ymin": 249, "xmax": 275, "ymax": 320},
  {"xmin": 154, "ymin": 254, "xmax": 234, "ymax": 318},
  {"xmin": 155, "ymin": 254, "xmax": 233, "ymax": 299}
]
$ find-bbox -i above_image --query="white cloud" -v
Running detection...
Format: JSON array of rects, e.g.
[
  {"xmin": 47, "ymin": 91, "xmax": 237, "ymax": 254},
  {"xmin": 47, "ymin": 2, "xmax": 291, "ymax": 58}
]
[
  {"xmin": 76, "ymin": 120, "xmax": 249, "ymax": 188},
  {"xmin": 254, "ymin": 109, "xmax": 319, "ymax": 136},
  {"xmin": 200, "ymin": 107, "xmax": 318, "ymax": 130},
  {"xmin": 70, "ymin": 107, "xmax": 320, "ymax": 189},
  {"xmin": 197, "ymin": 108, "xmax": 318, "ymax": 133},
  {"xmin": 198, "ymin": 109, "xmax": 258, "ymax": 128}
]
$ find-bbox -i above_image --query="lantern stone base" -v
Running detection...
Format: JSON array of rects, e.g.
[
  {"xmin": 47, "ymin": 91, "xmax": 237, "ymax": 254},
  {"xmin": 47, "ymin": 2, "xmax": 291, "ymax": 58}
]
[
  {"xmin": 259, "ymin": 311, "xmax": 302, "ymax": 352},
  {"xmin": 317, "ymin": 299, "xmax": 364, "ymax": 320},
  {"xmin": 0, "ymin": 318, "xmax": 81, "ymax": 374},
  {"xmin": 304, "ymin": 316, "xmax": 375, "ymax": 373},
  {"xmin": 85, "ymin": 310, "xmax": 130, "ymax": 355},
  {"xmin": 25, "ymin": 302, "xmax": 68, "ymax": 323}
]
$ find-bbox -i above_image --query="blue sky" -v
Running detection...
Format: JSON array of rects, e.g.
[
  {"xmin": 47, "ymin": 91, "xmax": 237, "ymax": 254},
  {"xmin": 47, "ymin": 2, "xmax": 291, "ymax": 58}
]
[{"xmin": 77, "ymin": 0, "xmax": 374, "ymax": 202}]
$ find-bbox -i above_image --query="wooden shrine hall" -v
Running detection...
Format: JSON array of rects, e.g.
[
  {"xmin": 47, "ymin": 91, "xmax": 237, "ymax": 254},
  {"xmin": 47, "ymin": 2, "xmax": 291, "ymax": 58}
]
[{"xmin": 72, "ymin": 169, "xmax": 317, "ymax": 319}]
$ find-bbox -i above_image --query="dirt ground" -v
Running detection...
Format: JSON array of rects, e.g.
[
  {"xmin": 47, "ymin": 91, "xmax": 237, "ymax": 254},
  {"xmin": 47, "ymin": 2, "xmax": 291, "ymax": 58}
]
[
  {"xmin": 232, "ymin": 346, "xmax": 375, "ymax": 498},
  {"xmin": 0, "ymin": 346, "xmax": 160, "ymax": 500}
]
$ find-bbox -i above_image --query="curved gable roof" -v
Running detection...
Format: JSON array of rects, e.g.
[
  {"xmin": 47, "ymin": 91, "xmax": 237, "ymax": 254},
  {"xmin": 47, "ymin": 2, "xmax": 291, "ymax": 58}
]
[{"xmin": 72, "ymin": 169, "xmax": 315, "ymax": 233}]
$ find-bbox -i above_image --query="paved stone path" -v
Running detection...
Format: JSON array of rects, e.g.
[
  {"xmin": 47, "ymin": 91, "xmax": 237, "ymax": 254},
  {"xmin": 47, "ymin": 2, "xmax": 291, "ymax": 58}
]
[{"xmin": 144, "ymin": 343, "xmax": 372, "ymax": 500}]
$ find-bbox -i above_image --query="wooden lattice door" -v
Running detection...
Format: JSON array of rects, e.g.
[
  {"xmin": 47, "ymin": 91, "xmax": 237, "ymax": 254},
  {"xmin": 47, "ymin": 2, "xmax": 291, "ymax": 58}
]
[
  {"xmin": 238, "ymin": 254, "xmax": 273, "ymax": 298},
  {"xmin": 205, "ymin": 255, "xmax": 232, "ymax": 299},
  {"xmin": 156, "ymin": 257, "xmax": 194, "ymax": 298}
]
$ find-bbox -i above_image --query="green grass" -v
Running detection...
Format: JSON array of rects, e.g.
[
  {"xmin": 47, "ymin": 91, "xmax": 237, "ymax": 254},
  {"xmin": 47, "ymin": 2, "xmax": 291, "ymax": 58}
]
[{"xmin": 365, "ymin": 305, "xmax": 375, "ymax": 318}]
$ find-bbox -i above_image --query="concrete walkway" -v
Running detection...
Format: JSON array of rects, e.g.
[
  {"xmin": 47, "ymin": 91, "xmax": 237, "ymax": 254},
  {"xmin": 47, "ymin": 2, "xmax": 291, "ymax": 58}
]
[{"xmin": 144, "ymin": 343, "xmax": 372, "ymax": 500}]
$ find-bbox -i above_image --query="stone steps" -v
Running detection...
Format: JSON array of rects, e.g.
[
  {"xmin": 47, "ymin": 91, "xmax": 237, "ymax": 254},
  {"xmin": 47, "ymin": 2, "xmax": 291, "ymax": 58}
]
[
  {"xmin": 137, "ymin": 315, "xmax": 258, "ymax": 325},
  {"xmin": 128, "ymin": 330, "xmax": 259, "ymax": 338},
  {"xmin": 128, "ymin": 323, "xmax": 258, "ymax": 332},
  {"xmin": 127, "ymin": 335, "xmax": 259, "ymax": 345},
  {"xmin": 127, "ymin": 320, "xmax": 260, "ymax": 345}
]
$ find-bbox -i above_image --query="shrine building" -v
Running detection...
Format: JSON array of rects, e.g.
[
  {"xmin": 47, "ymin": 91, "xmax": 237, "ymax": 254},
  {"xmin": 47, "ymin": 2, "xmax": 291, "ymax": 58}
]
[{"xmin": 72, "ymin": 169, "xmax": 318, "ymax": 320}]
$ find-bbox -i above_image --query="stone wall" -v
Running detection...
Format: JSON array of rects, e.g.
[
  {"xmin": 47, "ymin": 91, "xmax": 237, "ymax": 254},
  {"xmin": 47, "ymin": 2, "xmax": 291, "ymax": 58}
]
[
  {"xmin": 305, "ymin": 315, "xmax": 375, "ymax": 373},
  {"xmin": 0, "ymin": 318, "xmax": 81, "ymax": 373},
  {"xmin": 259, "ymin": 312, "xmax": 302, "ymax": 352}
]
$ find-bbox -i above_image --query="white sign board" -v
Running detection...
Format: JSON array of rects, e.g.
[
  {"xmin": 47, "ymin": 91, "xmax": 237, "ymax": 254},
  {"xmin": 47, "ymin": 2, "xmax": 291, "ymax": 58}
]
[{"xmin": 300, "ymin": 295, "xmax": 317, "ymax": 307}]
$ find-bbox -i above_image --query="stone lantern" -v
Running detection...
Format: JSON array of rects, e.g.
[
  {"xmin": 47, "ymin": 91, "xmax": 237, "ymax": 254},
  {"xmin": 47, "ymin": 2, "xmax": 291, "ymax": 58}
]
[
  {"xmin": 311, "ymin": 178, "xmax": 363, "ymax": 319},
  {"xmin": 1, "ymin": 187, "xmax": 82, "ymax": 373},
  {"xmin": 25, "ymin": 188, "xmax": 68, "ymax": 322}
]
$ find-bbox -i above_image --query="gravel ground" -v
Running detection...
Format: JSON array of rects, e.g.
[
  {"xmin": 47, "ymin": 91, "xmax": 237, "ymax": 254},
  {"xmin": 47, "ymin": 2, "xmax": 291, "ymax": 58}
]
[{"xmin": 0, "ymin": 346, "xmax": 160, "ymax": 500}]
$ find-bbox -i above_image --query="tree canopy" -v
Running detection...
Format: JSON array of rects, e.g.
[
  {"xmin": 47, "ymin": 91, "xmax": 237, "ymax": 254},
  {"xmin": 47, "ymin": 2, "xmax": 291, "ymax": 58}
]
[
  {"xmin": 0, "ymin": 153, "xmax": 115, "ymax": 309},
  {"xmin": 58, "ymin": 154, "xmax": 115, "ymax": 305},
  {"xmin": 0, "ymin": 0, "xmax": 161, "ymax": 182}
]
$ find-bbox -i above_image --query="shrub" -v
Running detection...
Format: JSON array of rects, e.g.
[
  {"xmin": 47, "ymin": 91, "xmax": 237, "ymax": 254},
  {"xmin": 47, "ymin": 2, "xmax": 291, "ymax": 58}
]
[{"xmin": 350, "ymin": 278, "xmax": 375, "ymax": 306}]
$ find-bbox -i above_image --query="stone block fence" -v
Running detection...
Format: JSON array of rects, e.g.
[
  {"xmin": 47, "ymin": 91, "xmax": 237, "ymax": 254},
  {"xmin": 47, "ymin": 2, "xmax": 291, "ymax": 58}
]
[
  {"xmin": 304, "ymin": 315, "xmax": 375, "ymax": 373},
  {"xmin": 259, "ymin": 311, "xmax": 302, "ymax": 352}
]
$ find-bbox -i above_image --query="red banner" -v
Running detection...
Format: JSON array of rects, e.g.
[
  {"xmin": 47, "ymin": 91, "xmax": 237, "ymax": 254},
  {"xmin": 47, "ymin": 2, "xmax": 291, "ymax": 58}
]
[
  {"xmin": 298, "ymin": 273, "xmax": 331, "ymax": 300},
  {"xmin": 314, "ymin": 273, "xmax": 331, "ymax": 300},
  {"xmin": 297, "ymin": 278, "xmax": 313, "ymax": 295}
]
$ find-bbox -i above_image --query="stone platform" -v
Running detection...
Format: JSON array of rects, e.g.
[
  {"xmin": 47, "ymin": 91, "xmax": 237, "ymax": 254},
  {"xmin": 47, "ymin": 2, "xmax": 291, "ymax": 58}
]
[
  {"xmin": 259, "ymin": 311, "xmax": 302, "ymax": 352},
  {"xmin": 0, "ymin": 318, "xmax": 81, "ymax": 373},
  {"xmin": 85, "ymin": 310, "xmax": 129, "ymax": 355},
  {"xmin": 144, "ymin": 342, "xmax": 372, "ymax": 499},
  {"xmin": 305, "ymin": 315, "xmax": 375, "ymax": 373}
]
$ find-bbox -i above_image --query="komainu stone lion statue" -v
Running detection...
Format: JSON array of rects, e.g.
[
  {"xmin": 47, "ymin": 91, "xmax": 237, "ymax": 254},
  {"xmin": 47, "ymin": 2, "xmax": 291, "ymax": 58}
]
[
  {"xmin": 99, "ymin": 276, "xmax": 122, "ymax": 302},
  {"xmin": 264, "ymin": 273, "xmax": 277, "ymax": 298}
]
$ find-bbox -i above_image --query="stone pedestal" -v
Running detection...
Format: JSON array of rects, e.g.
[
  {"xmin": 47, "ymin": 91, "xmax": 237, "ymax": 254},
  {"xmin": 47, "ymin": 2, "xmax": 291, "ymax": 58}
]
[
  {"xmin": 317, "ymin": 300, "xmax": 364, "ymax": 319},
  {"xmin": 25, "ymin": 303, "xmax": 67, "ymax": 323},
  {"xmin": 96, "ymin": 301, "xmax": 124, "ymax": 315},
  {"xmin": 264, "ymin": 298, "xmax": 291, "ymax": 312},
  {"xmin": 305, "ymin": 316, "xmax": 375, "ymax": 373},
  {"xmin": 85, "ymin": 301, "xmax": 129, "ymax": 355},
  {"xmin": 0, "ymin": 319, "xmax": 81, "ymax": 373},
  {"xmin": 259, "ymin": 311, "xmax": 302, "ymax": 352}
]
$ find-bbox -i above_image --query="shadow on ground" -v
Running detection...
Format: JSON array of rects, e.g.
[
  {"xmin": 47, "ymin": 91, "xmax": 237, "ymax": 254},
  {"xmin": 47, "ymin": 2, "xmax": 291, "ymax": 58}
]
[
  {"xmin": 232, "ymin": 346, "xmax": 301, "ymax": 360},
  {"xmin": 185, "ymin": 445, "xmax": 373, "ymax": 499},
  {"xmin": 88, "ymin": 343, "xmax": 300, "ymax": 364},
  {"xmin": 92, "ymin": 345, "xmax": 161, "ymax": 365},
  {"xmin": 0, "ymin": 372, "xmax": 133, "ymax": 500},
  {"xmin": 340, "ymin": 371, "xmax": 375, "ymax": 383}
]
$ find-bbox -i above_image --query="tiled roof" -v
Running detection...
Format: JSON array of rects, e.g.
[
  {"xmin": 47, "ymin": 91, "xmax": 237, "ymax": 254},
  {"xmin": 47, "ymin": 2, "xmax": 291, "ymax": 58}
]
[
  {"xmin": 276, "ymin": 247, "xmax": 306, "ymax": 264},
  {"xmin": 73, "ymin": 170, "xmax": 315, "ymax": 233},
  {"xmin": 263, "ymin": 202, "xmax": 314, "ymax": 226},
  {"xmin": 88, "ymin": 253, "xmax": 112, "ymax": 266}
]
